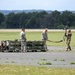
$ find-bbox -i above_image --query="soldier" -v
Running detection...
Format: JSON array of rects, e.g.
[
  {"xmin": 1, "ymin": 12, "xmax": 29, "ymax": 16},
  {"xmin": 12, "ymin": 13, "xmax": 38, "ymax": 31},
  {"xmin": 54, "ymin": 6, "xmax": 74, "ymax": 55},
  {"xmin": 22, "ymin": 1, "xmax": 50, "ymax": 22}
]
[
  {"xmin": 20, "ymin": 28, "xmax": 26, "ymax": 52},
  {"xmin": 42, "ymin": 28, "xmax": 48, "ymax": 49},
  {"xmin": 65, "ymin": 29, "xmax": 72, "ymax": 51}
]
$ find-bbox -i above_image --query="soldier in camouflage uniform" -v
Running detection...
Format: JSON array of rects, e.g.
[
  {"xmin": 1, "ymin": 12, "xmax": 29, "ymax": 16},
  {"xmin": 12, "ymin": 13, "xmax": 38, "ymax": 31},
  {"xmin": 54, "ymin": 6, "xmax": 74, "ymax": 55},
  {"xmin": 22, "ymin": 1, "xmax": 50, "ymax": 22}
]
[
  {"xmin": 65, "ymin": 29, "xmax": 72, "ymax": 51},
  {"xmin": 42, "ymin": 28, "xmax": 48, "ymax": 50},
  {"xmin": 42, "ymin": 28, "xmax": 48, "ymax": 44},
  {"xmin": 20, "ymin": 28, "xmax": 26, "ymax": 52}
]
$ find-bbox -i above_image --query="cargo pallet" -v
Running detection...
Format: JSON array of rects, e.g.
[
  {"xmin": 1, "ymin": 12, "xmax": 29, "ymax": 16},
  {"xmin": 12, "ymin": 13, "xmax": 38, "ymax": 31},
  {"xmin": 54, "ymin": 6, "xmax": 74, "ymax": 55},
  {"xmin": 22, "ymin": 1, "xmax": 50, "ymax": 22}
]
[{"xmin": 0, "ymin": 40, "xmax": 47, "ymax": 52}]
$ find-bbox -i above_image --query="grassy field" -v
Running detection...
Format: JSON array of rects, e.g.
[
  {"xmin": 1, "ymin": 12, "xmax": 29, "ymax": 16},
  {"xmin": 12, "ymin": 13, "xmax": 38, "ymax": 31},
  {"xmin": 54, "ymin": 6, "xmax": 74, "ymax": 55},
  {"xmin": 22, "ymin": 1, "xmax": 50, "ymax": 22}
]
[
  {"xmin": 0, "ymin": 64, "xmax": 75, "ymax": 75},
  {"xmin": 0, "ymin": 31, "xmax": 75, "ymax": 46},
  {"xmin": 0, "ymin": 30, "xmax": 75, "ymax": 75}
]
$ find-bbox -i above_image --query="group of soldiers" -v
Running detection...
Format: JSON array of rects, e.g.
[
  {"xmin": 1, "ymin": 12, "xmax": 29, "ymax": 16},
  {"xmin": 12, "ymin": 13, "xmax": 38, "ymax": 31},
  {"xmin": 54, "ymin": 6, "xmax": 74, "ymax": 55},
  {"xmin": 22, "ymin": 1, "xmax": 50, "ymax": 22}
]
[
  {"xmin": 20, "ymin": 28, "xmax": 72, "ymax": 52},
  {"xmin": 20, "ymin": 28, "xmax": 47, "ymax": 52},
  {"xmin": 0, "ymin": 28, "xmax": 72, "ymax": 52}
]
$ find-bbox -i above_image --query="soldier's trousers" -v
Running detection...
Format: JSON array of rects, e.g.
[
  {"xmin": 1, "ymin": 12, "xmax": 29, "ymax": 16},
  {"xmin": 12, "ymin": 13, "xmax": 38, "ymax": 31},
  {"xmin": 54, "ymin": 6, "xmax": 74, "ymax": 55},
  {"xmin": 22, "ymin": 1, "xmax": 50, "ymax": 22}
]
[
  {"xmin": 42, "ymin": 39, "xmax": 47, "ymax": 49},
  {"xmin": 66, "ymin": 40, "xmax": 71, "ymax": 50},
  {"xmin": 21, "ymin": 41, "xmax": 26, "ymax": 52}
]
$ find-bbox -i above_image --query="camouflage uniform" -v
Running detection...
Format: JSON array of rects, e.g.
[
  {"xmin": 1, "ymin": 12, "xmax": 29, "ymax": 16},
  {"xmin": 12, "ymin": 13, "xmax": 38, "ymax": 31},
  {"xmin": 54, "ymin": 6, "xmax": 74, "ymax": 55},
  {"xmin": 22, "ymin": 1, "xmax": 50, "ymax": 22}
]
[
  {"xmin": 42, "ymin": 31, "xmax": 48, "ymax": 44},
  {"xmin": 20, "ymin": 29, "xmax": 26, "ymax": 52},
  {"xmin": 42, "ymin": 29, "xmax": 48, "ymax": 49},
  {"xmin": 65, "ymin": 30, "xmax": 72, "ymax": 51}
]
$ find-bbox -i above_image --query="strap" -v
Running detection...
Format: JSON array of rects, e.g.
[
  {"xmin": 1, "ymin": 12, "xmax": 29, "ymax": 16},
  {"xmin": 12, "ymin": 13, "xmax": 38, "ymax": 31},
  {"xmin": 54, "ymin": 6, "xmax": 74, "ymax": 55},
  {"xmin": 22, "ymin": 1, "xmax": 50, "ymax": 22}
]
[{"xmin": 47, "ymin": 39, "xmax": 63, "ymax": 43}]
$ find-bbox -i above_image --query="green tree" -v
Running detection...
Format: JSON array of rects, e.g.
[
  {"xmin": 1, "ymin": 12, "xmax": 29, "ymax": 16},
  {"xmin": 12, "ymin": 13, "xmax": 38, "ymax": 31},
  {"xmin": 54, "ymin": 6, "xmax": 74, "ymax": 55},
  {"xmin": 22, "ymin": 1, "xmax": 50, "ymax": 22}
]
[
  {"xmin": 61, "ymin": 11, "xmax": 73, "ymax": 27},
  {"xmin": 0, "ymin": 10, "xmax": 75, "ymax": 29},
  {"xmin": 40, "ymin": 10, "xmax": 61, "ymax": 29},
  {"xmin": 35, "ymin": 11, "xmax": 48, "ymax": 28},
  {"xmin": 49, "ymin": 10, "xmax": 61, "ymax": 28},
  {"xmin": 6, "ymin": 12, "xmax": 16, "ymax": 28},
  {"xmin": 18, "ymin": 12, "xmax": 28, "ymax": 28},
  {"xmin": 0, "ymin": 12, "xmax": 5, "ymax": 27}
]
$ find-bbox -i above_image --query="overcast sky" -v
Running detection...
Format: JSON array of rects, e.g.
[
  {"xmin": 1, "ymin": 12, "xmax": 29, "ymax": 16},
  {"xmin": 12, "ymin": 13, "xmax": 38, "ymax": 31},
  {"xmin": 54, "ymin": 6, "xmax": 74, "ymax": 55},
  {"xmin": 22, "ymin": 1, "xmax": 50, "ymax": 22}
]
[{"xmin": 0, "ymin": 0, "xmax": 75, "ymax": 11}]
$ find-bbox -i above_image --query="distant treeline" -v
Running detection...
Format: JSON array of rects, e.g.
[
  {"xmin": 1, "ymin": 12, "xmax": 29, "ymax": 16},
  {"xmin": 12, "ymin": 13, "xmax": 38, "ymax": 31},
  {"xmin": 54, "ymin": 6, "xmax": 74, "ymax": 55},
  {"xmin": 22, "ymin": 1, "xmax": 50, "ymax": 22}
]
[{"xmin": 0, "ymin": 10, "xmax": 75, "ymax": 29}]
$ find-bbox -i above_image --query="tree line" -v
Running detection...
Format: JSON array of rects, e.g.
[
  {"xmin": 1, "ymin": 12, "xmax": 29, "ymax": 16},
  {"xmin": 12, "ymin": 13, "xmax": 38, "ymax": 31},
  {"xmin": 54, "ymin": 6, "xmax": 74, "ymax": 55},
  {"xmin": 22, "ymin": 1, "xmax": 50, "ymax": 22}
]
[{"xmin": 0, "ymin": 10, "xmax": 75, "ymax": 29}]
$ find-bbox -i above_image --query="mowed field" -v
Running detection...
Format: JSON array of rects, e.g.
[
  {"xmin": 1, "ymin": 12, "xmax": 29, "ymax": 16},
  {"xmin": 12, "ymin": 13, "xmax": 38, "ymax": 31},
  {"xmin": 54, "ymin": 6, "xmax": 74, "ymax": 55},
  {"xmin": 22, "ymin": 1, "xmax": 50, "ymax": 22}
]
[
  {"xmin": 0, "ymin": 64, "xmax": 75, "ymax": 75},
  {"xmin": 0, "ymin": 29, "xmax": 75, "ymax": 46}
]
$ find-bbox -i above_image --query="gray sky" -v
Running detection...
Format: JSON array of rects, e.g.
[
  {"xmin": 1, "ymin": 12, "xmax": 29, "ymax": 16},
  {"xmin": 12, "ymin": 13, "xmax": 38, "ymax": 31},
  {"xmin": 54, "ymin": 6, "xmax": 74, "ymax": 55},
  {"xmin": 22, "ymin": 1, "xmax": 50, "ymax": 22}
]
[{"xmin": 0, "ymin": 0, "xmax": 75, "ymax": 11}]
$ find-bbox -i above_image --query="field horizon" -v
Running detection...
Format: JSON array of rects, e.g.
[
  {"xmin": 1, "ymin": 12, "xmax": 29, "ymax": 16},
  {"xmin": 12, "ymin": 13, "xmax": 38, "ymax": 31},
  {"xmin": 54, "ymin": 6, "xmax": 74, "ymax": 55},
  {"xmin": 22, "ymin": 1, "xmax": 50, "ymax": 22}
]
[{"xmin": 0, "ymin": 29, "xmax": 75, "ymax": 32}]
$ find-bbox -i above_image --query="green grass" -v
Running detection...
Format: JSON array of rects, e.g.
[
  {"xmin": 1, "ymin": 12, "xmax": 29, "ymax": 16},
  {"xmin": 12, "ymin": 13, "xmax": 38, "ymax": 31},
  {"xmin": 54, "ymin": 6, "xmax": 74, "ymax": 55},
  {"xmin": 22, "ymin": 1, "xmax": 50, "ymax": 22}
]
[
  {"xmin": 0, "ymin": 31, "xmax": 75, "ymax": 46},
  {"xmin": 54, "ymin": 59, "xmax": 57, "ymax": 61},
  {"xmin": 37, "ymin": 62, "xmax": 52, "ymax": 65},
  {"xmin": 40, "ymin": 58, "xmax": 47, "ymax": 61},
  {"xmin": 0, "ymin": 64, "xmax": 75, "ymax": 75},
  {"xmin": 60, "ymin": 59, "xmax": 65, "ymax": 61},
  {"xmin": 11, "ymin": 61, "xmax": 17, "ymax": 63},
  {"xmin": 70, "ymin": 62, "xmax": 75, "ymax": 65}
]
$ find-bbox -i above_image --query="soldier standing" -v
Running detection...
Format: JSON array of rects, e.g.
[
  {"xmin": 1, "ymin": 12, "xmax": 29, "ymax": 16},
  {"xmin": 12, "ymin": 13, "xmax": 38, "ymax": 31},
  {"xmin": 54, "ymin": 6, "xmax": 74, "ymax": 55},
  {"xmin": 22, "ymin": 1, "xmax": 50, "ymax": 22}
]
[
  {"xmin": 65, "ymin": 29, "xmax": 72, "ymax": 51},
  {"xmin": 42, "ymin": 28, "xmax": 48, "ymax": 49},
  {"xmin": 20, "ymin": 28, "xmax": 26, "ymax": 52}
]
